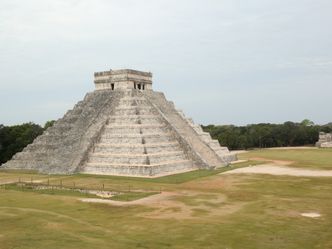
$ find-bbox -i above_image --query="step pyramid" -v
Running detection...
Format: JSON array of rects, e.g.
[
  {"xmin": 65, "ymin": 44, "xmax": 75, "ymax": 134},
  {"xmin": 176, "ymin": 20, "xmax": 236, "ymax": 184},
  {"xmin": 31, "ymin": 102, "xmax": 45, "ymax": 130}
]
[{"xmin": 2, "ymin": 69, "xmax": 236, "ymax": 177}]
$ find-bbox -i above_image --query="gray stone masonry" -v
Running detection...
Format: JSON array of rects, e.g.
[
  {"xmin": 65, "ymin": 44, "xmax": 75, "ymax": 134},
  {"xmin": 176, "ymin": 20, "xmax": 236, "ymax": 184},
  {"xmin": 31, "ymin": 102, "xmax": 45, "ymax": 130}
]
[
  {"xmin": 142, "ymin": 91, "xmax": 236, "ymax": 169},
  {"xmin": 2, "ymin": 69, "xmax": 237, "ymax": 177},
  {"xmin": 82, "ymin": 90, "xmax": 196, "ymax": 177},
  {"xmin": 2, "ymin": 90, "xmax": 124, "ymax": 174},
  {"xmin": 316, "ymin": 132, "xmax": 332, "ymax": 148}
]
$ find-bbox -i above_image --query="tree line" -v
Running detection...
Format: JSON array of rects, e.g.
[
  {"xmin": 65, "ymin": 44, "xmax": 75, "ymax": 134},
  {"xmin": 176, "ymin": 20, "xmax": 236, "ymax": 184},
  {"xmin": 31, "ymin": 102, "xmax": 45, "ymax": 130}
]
[
  {"xmin": 0, "ymin": 121, "xmax": 55, "ymax": 165},
  {"xmin": 0, "ymin": 119, "xmax": 331, "ymax": 165},
  {"xmin": 202, "ymin": 120, "xmax": 332, "ymax": 150}
]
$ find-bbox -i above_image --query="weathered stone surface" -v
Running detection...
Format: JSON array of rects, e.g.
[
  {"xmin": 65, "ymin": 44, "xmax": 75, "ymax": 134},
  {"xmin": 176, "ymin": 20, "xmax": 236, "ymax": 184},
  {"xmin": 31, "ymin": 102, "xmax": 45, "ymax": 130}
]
[
  {"xmin": 2, "ymin": 90, "xmax": 124, "ymax": 174},
  {"xmin": 316, "ymin": 132, "xmax": 332, "ymax": 148},
  {"xmin": 94, "ymin": 69, "xmax": 152, "ymax": 91},
  {"xmin": 2, "ymin": 69, "xmax": 236, "ymax": 177}
]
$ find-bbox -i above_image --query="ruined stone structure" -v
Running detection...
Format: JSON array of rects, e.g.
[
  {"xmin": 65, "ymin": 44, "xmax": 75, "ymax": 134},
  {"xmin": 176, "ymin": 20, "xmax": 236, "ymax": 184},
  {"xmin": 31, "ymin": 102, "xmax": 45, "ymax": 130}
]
[
  {"xmin": 2, "ymin": 69, "xmax": 236, "ymax": 177},
  {"xmin": 316, "ymin": 132, "xmax": 332, "ymax": 148}
]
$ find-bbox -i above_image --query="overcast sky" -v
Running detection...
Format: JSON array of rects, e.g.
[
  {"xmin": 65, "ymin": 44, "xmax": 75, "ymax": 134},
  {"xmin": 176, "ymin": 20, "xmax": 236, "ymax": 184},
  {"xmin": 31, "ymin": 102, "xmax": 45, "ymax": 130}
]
[{"xmin": 0, "ymin": 0, "xmax": 331, "ymax": 126}]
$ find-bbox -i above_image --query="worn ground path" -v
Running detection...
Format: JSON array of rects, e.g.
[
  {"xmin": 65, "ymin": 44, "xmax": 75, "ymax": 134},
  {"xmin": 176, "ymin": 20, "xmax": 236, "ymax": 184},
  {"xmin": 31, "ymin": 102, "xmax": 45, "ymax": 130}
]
[
  {"xmin": 80, "ymin": 190, "xmax": 244, "ymax": 220},
  {"xmin": 222, "ymin": 164, "xmax": 332, "ymax": 177}
]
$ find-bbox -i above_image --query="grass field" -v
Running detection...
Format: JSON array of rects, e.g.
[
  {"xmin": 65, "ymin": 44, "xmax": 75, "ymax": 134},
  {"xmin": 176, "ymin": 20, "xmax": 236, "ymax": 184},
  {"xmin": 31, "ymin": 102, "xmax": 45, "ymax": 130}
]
[
  {"xmin": 0, "ymin": 149, "xmax": 331, "ymax": 249},
  {"xmin": 238, "ymin": 147, "xmax": 332, "ymax": 169}
]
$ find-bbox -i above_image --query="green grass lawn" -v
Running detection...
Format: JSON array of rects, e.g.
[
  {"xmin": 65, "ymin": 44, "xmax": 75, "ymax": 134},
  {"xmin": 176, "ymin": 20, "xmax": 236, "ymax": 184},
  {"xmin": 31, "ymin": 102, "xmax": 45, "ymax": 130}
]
[
  {"xmin": 238, "ymin": 148, "xmax": 332, "ymax": 169},
  {"xmin": 0, "ymin": 149, "xmax": 332, "ymax": 249}
]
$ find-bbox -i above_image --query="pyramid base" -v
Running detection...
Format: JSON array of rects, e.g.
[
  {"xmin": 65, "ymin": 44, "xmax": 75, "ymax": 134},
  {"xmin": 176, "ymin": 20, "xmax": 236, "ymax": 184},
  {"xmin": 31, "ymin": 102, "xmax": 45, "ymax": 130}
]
[{"xmin": 81, "ymin": 161, "xmax": 201, "ymax": 178}]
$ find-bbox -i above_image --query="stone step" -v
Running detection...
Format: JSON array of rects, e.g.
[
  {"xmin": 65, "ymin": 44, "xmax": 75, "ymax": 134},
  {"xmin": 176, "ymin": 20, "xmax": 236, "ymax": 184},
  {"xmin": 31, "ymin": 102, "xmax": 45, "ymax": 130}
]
[
  {"xmin": 103, "ymin": 126, "xmax": 167, "ymax": 134},
  {"xmin": 83, "ymin": 160, "xmax": 194, "ymax": 177},
  {"xmin": 94, "ymin": 142, "xmax": 179, "ymax": 153},
  {"xmin": 104, "ymin": 124, "xmax": 166, "ymax": 134},
  {"xmin": 89, "ymin": 155, "xmax": 148, "ymax": 164},
  {"xmin": 149, "ymin": 152, "xmax": 186, "ymax": 164},
  {"xmin": 96, "ymin": 141, "xmax": 178, "ymax": 147},
  {"xmin": 114, "ymin": 109, "xmax": 155, "ymax": 115},
  {"xmin": 115, "ymin": 106, "xmax": 153, "ymax": 110},
  {"xmin": 209, "ymin": 143, "xmax": 226, "ymax": 151},
  {"xmin": 99, "ymin": 133, "xmax": 175, "ymax": 143},
  {"xmin": 108, "ymin": 120, "xmax": 161, "ymax": 125},
  {"xmin": 14, "ymin": 150, "xmax": 72, "ymax": 160},
  {"xmin": 103, "ymin": 128, "xmax": 166, "ymax": 135},
  {"xmin": 120, "ymin": 97, "xmax": 146, "ymax": 101},
  {"xmin": 108, "ymin": 117, "xmax": 161, "ymax": 125},
  {"xmin": 94, "ymin": 145, "xmax": 145, "ymax": 154},
  {"xmin": 88, "ymin": 151, "xmax": 186, "ymax": 164},
  {"xmin": 91, "ymin": 151, "xmax": 183, "ymax": 157},
  {"xmin": 101, "ymin": 132, "xmax": 170, "ymax": 137},
  {"xmin": 119, "ymin": 97, "xmax": 146, "ymax": 100},
  {"xmin": 106, "ymin": 124, "xmax": 165, "ymax": 128},
  {"xmin": 119, "ymin": 99, "xmax": 150, "ymax": 105},
  {"xmin": 110, "ymin": 114, "xmax": 158, "ymax": 118}
]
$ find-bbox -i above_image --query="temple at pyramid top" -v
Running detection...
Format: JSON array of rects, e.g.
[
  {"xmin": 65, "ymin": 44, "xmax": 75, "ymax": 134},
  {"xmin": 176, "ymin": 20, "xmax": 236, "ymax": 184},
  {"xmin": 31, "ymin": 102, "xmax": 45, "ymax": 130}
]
[{"xmin": 94, "ymin": 69, "xmax": 153, "ymax": 91}]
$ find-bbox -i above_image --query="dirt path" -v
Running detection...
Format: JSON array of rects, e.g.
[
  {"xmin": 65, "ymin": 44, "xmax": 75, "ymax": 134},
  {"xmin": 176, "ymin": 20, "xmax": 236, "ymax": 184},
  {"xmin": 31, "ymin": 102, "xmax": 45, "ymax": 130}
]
[
  {"xmin": 222, "ymin": 164, "xmax": 332, "ymax": 177},
  {"xmin": 80, "ymin": 191, "xmax": 176, "ymax": 207},
  {"xmin": 80, "ymin": 191, "xmax": 244, "ymax": 220},
  {"xmin": 250, "ymin": 157, "xmax": 294, "ymax": 166}
]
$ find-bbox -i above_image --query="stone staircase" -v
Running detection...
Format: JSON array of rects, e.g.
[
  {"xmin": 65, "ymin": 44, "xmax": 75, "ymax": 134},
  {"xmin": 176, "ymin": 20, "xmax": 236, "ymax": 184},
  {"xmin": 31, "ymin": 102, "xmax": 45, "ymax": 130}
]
[{"xmin": 82, "ymin": 90, "xmax": 196, "ymax": 177}]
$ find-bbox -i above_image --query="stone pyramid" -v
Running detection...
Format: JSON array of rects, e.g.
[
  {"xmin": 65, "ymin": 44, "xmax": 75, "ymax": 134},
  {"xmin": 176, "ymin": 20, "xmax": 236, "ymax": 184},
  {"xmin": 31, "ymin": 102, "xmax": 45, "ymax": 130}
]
[{"xmin": 2, "ymin": 69, "xmax": 236, "ymax": 177}]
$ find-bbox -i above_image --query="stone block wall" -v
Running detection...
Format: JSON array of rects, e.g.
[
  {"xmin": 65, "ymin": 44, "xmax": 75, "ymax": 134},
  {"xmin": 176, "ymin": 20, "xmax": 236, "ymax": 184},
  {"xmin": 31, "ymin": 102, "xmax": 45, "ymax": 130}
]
[{"xmin": 316, "ymin": 132, "xmax": 332, "ymax": 148}]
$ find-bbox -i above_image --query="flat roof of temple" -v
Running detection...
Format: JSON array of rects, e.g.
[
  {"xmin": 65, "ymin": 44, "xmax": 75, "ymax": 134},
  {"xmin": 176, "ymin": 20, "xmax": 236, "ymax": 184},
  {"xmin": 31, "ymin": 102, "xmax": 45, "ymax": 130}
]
[{"xmin": 94, "ymin": 69, "xmax": 152, "ymax": 77}]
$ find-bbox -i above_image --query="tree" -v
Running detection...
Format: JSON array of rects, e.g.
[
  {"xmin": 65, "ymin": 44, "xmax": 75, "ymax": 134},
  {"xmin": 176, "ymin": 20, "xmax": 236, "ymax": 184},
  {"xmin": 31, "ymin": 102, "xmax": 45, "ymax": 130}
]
[
  {"xmin": 301, "ymin": 119, "xmax": 315, "ymax": 127},
  {"xmin": 202, "ymin": 121, "xmax": 323, "ymax": 150},
  {"xmin": 44, "ymin": 120, "xmax": 56, "ymax": 130},
  {"xmin": 0, "ymin": 122, "xmax": 44, "ymax": 164}
]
